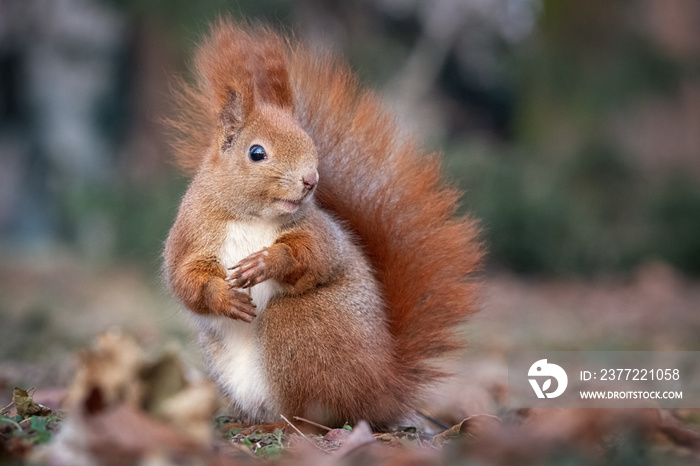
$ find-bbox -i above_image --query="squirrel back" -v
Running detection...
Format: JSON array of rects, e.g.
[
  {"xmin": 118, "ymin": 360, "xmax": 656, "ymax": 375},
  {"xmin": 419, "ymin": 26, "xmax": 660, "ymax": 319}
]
[{"xmin": 167, "ymin": 19, "xmax": 483, "ymax": 425}]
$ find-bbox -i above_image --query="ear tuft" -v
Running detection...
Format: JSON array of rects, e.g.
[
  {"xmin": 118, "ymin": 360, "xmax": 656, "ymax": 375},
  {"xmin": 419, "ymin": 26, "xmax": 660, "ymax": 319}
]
[
  {"xmin": 165, "ymin": 19, "xmax": 296, "ymax": 174},
  {"xmin": 252, "ymin": 27, "xmax": 294, "ymax": 111}
]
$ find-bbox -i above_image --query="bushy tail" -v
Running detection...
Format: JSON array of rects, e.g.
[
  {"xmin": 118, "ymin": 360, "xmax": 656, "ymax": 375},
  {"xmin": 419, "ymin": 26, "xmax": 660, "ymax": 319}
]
[{"xmin": 288, "ymin": 47, "xmax": 483, "ymax": 388}]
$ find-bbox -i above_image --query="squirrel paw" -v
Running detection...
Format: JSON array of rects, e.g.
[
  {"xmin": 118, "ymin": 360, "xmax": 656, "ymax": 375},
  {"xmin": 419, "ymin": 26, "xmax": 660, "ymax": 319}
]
[
  {"xmin": 219, "ymin": 288, "xmax": 257, "ymax": 322},
  {"xmin": 226, "ymin": 249, "xmax": 273, "ymax": 289}
]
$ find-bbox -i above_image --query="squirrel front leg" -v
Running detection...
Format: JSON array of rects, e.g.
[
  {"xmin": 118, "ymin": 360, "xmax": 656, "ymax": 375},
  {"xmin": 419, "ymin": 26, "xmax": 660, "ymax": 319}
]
[
  {"xmin": 227, "ymin": 231, "xmax": 333, "ymax": 295},
  {"xmin": 172, "ymin": 256, "xmax": 258, "ymax": 322}
]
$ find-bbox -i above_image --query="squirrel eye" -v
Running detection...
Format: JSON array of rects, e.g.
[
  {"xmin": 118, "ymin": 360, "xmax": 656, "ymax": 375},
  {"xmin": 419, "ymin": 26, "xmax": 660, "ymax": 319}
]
[{"xmin": 248, "ymin": 144, "xmax": 267, "ymax": 162}]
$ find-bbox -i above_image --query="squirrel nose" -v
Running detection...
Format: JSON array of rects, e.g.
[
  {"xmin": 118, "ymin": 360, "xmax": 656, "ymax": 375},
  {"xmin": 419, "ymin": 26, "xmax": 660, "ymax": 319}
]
[{"xmin": 302, "ymin": 170, "xmax": 319, "ymax": 190}]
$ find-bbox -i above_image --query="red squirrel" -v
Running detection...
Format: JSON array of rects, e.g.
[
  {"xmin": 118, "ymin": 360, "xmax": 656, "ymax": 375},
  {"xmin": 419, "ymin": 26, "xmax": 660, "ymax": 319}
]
[{"xmin": 163, "ymin": 19, "xmax": 483, "ymax": 429}]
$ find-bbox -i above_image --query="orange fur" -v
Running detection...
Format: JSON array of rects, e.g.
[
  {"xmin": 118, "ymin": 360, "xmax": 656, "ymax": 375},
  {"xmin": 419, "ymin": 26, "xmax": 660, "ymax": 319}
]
[
  {"xmin": 289, "ymin": 47, "xmax": 484, "ymax": 387},
  {"xmin": 166, "ymin": 19, "xmax": 483, "ymax": 426}
]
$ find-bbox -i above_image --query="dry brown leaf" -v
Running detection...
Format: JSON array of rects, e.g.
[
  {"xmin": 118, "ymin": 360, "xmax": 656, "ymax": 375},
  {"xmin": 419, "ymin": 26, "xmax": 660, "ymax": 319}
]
[
  {"xmin": 452, "ymin": 407, "xmax": 700, "ymax": 465},
  {"xmin": 322, "ymin": 428, "xmax": 352, "ymax": 443},
  {"xmin": 156, "ymin": 381, "xmax": 218, "ymax": 446},
  {"xmin": 332, "ymin": 421, "xmax": 375, "ymax": 457},
  {"xmin": 12, "ymin": 387, "xmax": 52, "ymax": 418},
  {"xmin": 432, "ymin": 414, "xmax": 502, "ymax": 446},
  {"xmin": 140, "ymin": 351, "xmax": 187, "ymax": 415},
  {"xmin": 35, "ymin": 331, "xmax": 220, "ymax": 464},
  {"xmin": 656, "ymin": 409, "xmax": 700, "ymax": 452},
  {"xmin": 84, "ymin": 403, "xmax": 200, "ymax": 459},
  {"xmin": 522, "ymin": 407, "xmax": 661, "ymax": 447},
  {"xmin": 63, "ymin": 330, "xmax": 144, "ymax": 413}
]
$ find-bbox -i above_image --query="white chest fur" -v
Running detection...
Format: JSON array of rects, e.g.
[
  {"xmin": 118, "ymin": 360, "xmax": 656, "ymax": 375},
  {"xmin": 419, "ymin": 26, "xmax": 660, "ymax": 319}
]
[
  {"xmin": 218, "ymin": 219, "xmax": 284, "ymax": 309},
  {"xmin": 194, "ymin": 219, "xmax": 283, "ymax": 419}
]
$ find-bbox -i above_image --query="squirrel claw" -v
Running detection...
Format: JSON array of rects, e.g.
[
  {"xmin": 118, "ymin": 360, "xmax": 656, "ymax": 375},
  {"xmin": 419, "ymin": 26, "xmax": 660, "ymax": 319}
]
[
  {"xmin": 229, "ymin": 309, "xmax": 255, "ymax": 322},
  {"xmin": 240, "ymin": 261, "xmax": 257, "ymax": 272},
  {"xmin": 228, "ymin": 250, "xmax": 271, "ymax": 288},
  {"xmin": 224, "ymin": 289, "xmax": 256, "ymax": 322}
]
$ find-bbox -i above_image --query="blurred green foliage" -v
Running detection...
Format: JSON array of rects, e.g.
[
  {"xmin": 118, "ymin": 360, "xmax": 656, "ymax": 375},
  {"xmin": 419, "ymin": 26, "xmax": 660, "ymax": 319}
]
[
  {"xmin": 111, "ymin": 0, "xmax": 294, "ymax": 53},
  {"xmin": 56, "ymin": 175, "xmax": 188, "ymax": 272},
  {"xmin": 448, "ymin": 0, "xmax": 700, "ymax": 276},
  {"xmin": 448, "ymin": 142, "xmax": 700, "ymax": 276},
  {"xmin": 47, "ymin": 0, "xmax": 700, "ymax": 277}
]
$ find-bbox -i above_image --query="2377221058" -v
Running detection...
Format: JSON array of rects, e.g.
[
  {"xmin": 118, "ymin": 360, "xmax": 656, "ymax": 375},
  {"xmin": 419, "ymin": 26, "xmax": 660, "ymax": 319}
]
[{"xmin": 597, "ymin": 369, "xmax": 680, "ymax": 381}]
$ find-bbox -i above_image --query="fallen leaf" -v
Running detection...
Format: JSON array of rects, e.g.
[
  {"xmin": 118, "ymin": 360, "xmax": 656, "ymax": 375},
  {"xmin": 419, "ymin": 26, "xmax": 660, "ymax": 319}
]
[
  {"xmin": 63, "ymin": 330, "xmax": 143, "ymax": 413},
  {"xmin": 432, "ymin": 414, "xmax": 501, "ymax": 446},
  {"xmin": 656, "ymin": 409, "xmax": 700, "ymax": 452},
  {"xmin": 333, "ymin": 421, "xmax": 374, "ymax": 457},
  {"xmin": 323, "ymin": 428, "xmax": 352, "ymax": 443},
  {"xmin": 12, "ymin": 388, "xmax": 52, "ymax": 418},
  {"xmin": 44, "ymin": 403, "xmax": 200, "ymax": 464},
  {"xmin": 140, "ymin": 351, "xmax": 187, "ymax": 415}
]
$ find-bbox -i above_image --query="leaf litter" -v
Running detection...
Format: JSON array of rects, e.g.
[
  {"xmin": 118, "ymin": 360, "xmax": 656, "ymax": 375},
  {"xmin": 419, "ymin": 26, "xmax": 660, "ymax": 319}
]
[{"xmin": 1, "ymin": 330, "xmax": 699, "ymax": 465}]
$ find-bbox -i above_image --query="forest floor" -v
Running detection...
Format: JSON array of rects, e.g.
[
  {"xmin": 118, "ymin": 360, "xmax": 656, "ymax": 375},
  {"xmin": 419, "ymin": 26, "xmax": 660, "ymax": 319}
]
[{"xmin": 1, "ymin": 253, "xmax": 699, "ymax": 464}]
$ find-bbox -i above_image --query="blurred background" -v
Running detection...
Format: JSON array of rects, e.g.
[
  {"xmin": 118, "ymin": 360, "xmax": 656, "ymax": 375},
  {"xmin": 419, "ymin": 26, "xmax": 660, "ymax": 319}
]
[{"xmin": 1, "ymin": 0, "xmax": 699, "ymax": 395}]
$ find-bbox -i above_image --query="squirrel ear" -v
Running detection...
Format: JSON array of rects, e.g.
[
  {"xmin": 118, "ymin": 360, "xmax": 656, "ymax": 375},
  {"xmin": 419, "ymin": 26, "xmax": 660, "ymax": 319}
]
[
  {"xmin": 220, "ymin": 89, "xmax": 251, "ymax": 133},
  {"xmin": 253, "ymin": 31, "xmax": 294, "ymax": 111},
  {"xmin": 254, "ymin": 66, "xmax": 294, "ymax": 111}
]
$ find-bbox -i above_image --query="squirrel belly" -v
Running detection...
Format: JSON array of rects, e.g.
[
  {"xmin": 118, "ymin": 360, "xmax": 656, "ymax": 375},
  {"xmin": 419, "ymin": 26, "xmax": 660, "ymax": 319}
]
[{"xmin": 194, "ymin": 219, "xmax": 284, "ymax": 422}]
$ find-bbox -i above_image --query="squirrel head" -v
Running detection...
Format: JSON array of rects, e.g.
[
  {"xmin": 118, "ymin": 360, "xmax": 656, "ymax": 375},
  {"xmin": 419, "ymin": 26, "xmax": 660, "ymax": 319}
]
[
  {"xmin": 206, "ymin": 94, "xmax": 319, "ymax": 221},
  {"xmin": 191, "ymin": 21, "xmax": 319, "ymax": 221}
]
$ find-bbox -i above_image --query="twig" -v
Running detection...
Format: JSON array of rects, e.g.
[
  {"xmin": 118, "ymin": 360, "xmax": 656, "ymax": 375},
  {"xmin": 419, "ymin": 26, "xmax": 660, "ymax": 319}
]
[
  {"xmin": 280, "ymin": 414, "xmax": 325, "ymax": 451},
  {"xmin": 417, "ymin": 410, "xmax": 450, "ymax": 431},
  {"xmin": 293, "ymin": 416, "xmax": 332, "ymax": 432},
  {"xmin": 0, "ymin": 400, "xmax": 13, "ymax": 415}
]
